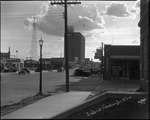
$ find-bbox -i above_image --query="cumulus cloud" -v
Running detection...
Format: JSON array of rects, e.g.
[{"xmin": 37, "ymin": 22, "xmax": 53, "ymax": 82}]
[
  {"xmin": 132, "ymin": 40, "xmax": 140, "ymax": 44},
  {"xmin": 130, "ymin": 0, "xmax": 140, "ymax": 14},
  {"xmin": 103, "ymin": 2, "xmax": 131, "ymax": 18},
  {"xmin": 103, "ymin": 1, "xmax": 140, "ymax": 19},
  {"xmin": 135, "ymin": 0, "xmax": 140, "ymax": 8},
  {"xmin": 75, "ymin": 4, "xmax": 105, "ymax": 27},
  {"xmin": 24, "ymin": 2, "xmax": 105, "ymax": 37}
]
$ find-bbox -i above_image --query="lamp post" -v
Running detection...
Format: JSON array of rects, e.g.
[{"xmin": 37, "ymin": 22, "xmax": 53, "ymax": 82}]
[
  {"xmin": 16, "ymin": 50, "xmax": 18, "ymax": 58},
  {"xmin": 39, "ymin": 37, "xmax": 44, "ymax": 95}
]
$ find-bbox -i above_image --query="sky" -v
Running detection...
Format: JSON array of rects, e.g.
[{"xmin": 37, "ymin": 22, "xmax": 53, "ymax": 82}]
[{"xmin": 1, "ymin": 0, "xmax": 140, "ymax": 61}]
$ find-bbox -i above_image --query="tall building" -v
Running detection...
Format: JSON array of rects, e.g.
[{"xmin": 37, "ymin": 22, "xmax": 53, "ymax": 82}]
[{"xmin": 67, "ymin": 26, "xmax": 85, "ymax": 63}]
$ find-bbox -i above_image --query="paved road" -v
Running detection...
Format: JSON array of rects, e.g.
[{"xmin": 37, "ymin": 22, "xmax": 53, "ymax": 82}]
[{"xmin": 1, "ymin": 69, "xmax": 81, "ymax": 106}]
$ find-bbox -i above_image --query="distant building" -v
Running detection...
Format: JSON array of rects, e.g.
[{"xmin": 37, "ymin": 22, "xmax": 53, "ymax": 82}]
[
  {"xmin": 24, "ymin": 59, "xmax": 39, "ymax": 70},
  {"xmin": 94, "ymin": 48, "xmax": 103, "ymax": 60},
  {"xmin": 42, "ymin": 58, "xmax": 51, "ymax": 70},
  {"xmin": 51, "ymin": 58, "xmax": 64, "ymax": 69},
  {"xmin": 67, "ymin": 26, "xmax": 85, "ymax": 63},
  {"xmin": 0, "ymin": 47, "xmax": 23, "ymax": 71},
  {"xmin": 6, "ymin": 58, "xmax": 22, "ymax": 70},
  {"xmin": 24, "ymin": 57, "xmax": 64, "ymax": 70},
  {"xmin": 138, "ymin": 0, "xmax": 149, "ymax": 91},
  {"xmin": 103, "ymin": 45, "xmax": 140, "ymax": 80},
  {"xmin": 0, "ymin": 47, "xmax": 10, "ymax": 60}
]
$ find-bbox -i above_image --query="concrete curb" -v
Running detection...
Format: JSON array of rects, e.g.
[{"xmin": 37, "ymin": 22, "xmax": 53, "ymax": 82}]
[{"xmin": 48, "ymin": 91, "xmax": 148, "ymax": 119}]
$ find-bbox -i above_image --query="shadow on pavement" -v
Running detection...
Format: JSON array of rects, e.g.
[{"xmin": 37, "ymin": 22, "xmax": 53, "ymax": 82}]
[
  {"xmin": 54, "ymin": 76, "xmax": 101, "ymax": 92},
  {"xmin": 54, "ymin": 75, "xmax": 141, "ymax": 93}
]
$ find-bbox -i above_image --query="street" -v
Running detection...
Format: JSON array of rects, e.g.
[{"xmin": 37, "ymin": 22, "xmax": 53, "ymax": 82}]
[{"xmin": 1, "ymin": 69, "xmax": 81, "ymax": 106}]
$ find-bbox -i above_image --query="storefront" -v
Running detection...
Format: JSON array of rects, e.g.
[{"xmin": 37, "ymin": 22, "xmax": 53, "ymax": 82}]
[
  {"xmin": 111, "ymin": 58, "xmax": 140, "ymax": 79},
  {"xmin": 104, "ymin": 45, "xmax": 140, "ymax": 80}
]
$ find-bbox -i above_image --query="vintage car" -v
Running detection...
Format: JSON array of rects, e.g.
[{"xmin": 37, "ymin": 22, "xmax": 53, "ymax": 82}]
[{"xmin": 18, "ymin": 69, "xmax": 26, "ymax": 75}]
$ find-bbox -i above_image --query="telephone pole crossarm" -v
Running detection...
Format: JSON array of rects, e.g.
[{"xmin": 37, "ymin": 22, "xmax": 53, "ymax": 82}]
[{"xmin": 50, "ymin": 1, "xmax": 81, "ymax": 5}]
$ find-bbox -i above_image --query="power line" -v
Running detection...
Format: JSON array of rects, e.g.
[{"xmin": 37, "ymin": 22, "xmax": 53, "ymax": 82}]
[
  {"xmin": 70, "ymin": 6, "xmax": 88, "ymax": 31},
  {"xmin": 111, "ymin": 36, "xmax": 114, "ymax": 45},
  {"xmin": 1, "ymin": 4, "xmax": 63, "ymax": 19},
  {"xmin": 1, "ymin": 14, "xmax": 63, "ymax": 19},
  {"xmin": 1, "ymin": 12, "xmax": 62, "ymax": 16},
  {"xmin": 1, "ymin": 1, "xmax": 43, "ymax": 5},
  {"xmin": 1, "ymin": 34, "xmax": 64, "ymax": 38},
  {"xmin": 1, "ymin": 16, "xmax": 63, "ymax": 19},
  {"xmin": 49, "ymin": 4, "xmax": 63, "ymax": 14}
]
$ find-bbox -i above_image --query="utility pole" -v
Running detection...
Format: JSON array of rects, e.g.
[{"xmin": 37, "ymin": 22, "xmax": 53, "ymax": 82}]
[
  {"xmin": 101, "ymin": 42, "xmax": 104, "ymax": 80},
  {"xmin": 50, "ymin": 0, "xmax": 81, "ymax": 92}
]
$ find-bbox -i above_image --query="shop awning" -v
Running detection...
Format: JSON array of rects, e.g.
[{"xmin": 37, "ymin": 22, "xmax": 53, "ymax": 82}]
[{"xmin": 111, "ymin": 55, "xmax": 140, "ymax": 59}]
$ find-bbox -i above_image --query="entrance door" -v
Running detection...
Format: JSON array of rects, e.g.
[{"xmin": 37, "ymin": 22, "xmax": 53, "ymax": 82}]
[{"xmin": 129, "ymin": 61, "xmax": 140, "ymax": 79}]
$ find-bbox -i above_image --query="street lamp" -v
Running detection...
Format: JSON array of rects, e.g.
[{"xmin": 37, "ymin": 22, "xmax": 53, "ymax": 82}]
[
  {"xmin": 16, "ymin": 50, "xmax": 18, "ymax": 58},
  {"xmin": 39, "ymin": 37, "xmax": 44, "ymax": 95}
]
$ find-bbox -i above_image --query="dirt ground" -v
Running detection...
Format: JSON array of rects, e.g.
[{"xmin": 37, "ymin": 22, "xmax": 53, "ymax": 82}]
[
  {"xmin": 1, "ymin": 93, "xmax": 52, "ymax": 117},
  {"xmin": 1, "ymin": 89, "xmax": 103, "ymax": 117}
]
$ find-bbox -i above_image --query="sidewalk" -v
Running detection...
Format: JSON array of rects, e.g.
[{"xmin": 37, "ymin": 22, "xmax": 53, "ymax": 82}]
[
  {"xmin": 2, "ymin": 75, "xmax": 140, "ymax": 119},
  {"xmin": 2, "ymin": 92, "xmax": 91, "ymax": 119}
]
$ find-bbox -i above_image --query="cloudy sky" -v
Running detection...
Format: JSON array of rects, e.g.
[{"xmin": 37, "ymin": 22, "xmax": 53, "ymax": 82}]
[{"xmin": 1, "ymin": 0, "xmax": 140, "ymax": 61}]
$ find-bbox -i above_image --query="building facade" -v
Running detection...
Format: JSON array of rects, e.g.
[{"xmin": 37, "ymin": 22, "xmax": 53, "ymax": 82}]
[
  {"xmin": 104, "ymin": 45, "xmax": 140, "ymax": 80},
  {"xmin": 42, "ymin": 58, "xmax": 51, "ymax": 70},
  {"xmin": 51, "ymin": 58, "xmax": 64, "ymax": 70},
  {"xmin": 24, "ymin": 58, "xmax": 64, "ymax": 70},
  {"xmin": 6, "ymin": 58, "xmax": 23, "ymax": 71},
  {"xmin": 24, "ymin": 59, "xmax": 39, "ymax": 70},
  {"xmin": 138, "ymin": 0, "xmax": 149, "ymax": 91},
  {"xmin": 0, "ymin": 47, "xmax": 11, "ymax": 71},
  {"xmin": 0, "ymin": 47, "xmax": 23, "ymax": 71},
  {"xmin": 67, "ymin": 27, "xmax": 85, "ymax": 63}
]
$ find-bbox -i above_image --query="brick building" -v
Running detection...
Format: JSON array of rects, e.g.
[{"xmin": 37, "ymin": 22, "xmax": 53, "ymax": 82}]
[{"xmin": 67, "ymin": 26, "xmax": 85, "ymax": 63}]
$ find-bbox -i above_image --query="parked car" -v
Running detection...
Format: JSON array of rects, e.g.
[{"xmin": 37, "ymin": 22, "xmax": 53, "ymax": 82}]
[
  {"xmin": 3, "ymin": 68, "xmax": 9, "ymax": 72},
  {"xmin": 3, "ymin": 67, "xmax": 17, "ymax": 72},
  {"xmin": 18, "ymin": 69, "xmax": 26, "ymax": 75},
  {"xmin": 35, "ymin": 68, "xmax": 40, "ymax": 72},
  {"xmin": 73, "ymin": 68, "xmax": 84, "ymax": 76},
  {"xmin": 22, "ymin": 68, "xmax": 30, "ymax": 73},
  {"xmin": 84, "ymin": 69, "xmax": 93, "ymax": 77},
  {"xmin": 57, "ymin": 67, "xmax": 64, "ymax": 72},
  {"xmin": 73, "ymin": 68, "xmax": 91, "ymax": 77},
  {"xmin": 90, "ymin": 69, "xmax": 100, "ymax": 75},
  {"xmin": 35, "ymin": 67, "xmax": 43, "ymax": 72}
]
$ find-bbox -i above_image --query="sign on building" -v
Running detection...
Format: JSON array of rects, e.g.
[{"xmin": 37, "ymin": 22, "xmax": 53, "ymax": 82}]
[
  {"xmin": 96, "ymin": 48, "xmax": 102, "ymax": 54},
  {"xmin": 94, "ymin": 48, "xmax": 103, "ymax": 59},
  {"xmin": 74, "ymin": 57, "xmax": 79, "ymax": 63}
]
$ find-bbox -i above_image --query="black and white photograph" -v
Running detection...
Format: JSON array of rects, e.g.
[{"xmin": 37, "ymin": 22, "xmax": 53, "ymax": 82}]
[{"xmin": 1, "ymin": 0, "xmax": 149, "ymax": 119}]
